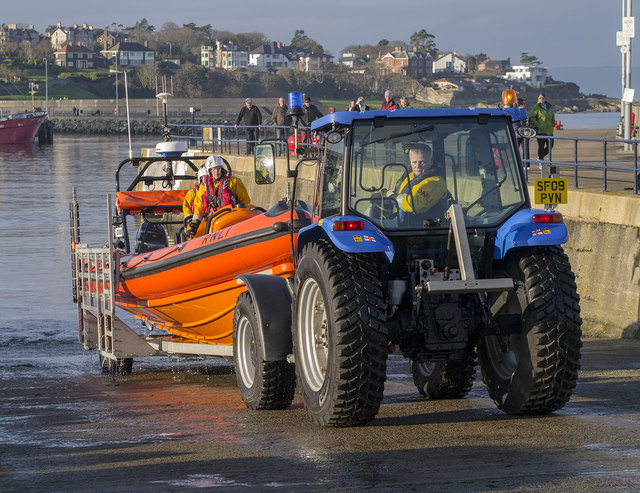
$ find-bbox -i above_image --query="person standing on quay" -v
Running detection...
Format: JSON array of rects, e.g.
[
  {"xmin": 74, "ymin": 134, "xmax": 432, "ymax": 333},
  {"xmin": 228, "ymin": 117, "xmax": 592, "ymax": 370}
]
[
  {"xmin": 300, "ymin": 96, "xmax": 323, "ymax": 145},
  {"xmin": 529, "ymin": 93, "xmax": 555, "ymax": 160},
  {"xmin": 399, "ymin": 97, "xmax": 411, "ymax": 109},
  {"xmin": 272, "ymin": 97, "xmax": 290, "ymax": 156},
  {"xmin": 382, "ymin": 90, "xmax": 396, "ymax": 111},
  {"xmin": 235, "ymin": 98, "xmax": 262, "ymax": 155}
]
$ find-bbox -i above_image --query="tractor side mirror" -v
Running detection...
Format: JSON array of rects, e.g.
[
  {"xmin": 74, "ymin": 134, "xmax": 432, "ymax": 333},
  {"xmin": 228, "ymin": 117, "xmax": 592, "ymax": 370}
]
[{"xmin": 254, "ymin": 144, "xmax": 275, "ymax": 185}]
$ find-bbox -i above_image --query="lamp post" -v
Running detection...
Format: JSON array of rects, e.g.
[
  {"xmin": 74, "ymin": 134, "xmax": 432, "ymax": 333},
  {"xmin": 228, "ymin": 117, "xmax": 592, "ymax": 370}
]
[
  {"xmin": 43, "ymin": 57, "xmax": 48, "ymax": 114},
  {"xmin": 115, "ymin": 55, "xmax": 119, "ymax": 115}
]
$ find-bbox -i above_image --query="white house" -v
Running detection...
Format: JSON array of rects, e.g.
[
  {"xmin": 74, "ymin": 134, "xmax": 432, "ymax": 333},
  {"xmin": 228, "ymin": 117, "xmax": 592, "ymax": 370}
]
[
  {"xmin": 433, "ymin": 52, "xmax": 466, "ymax": 74},
  {"xmin": 101, "ymin": 42, "xmax": 155, "ymax": 68},
  {"xmin": 50, "ymin": 22, "xmax": 94, "ymax": 50},
  {"xmin": 503, "ymin": 65, "xmax": 549, "ymax": 88},
  {"xmin": 297, "ymin": 52, "xmax": 333, "ymax": 73},
  {"xmin": 337, "ymin": 52, "xmax": 369, "ymax": 70},
  {"xmin": 215, "ymin": 40, "xmax": 248, "ymax": 70},
  {"xmin": 249, "ymin": 42, "xmax": 296, "ymax": 72},
  {"xmin": 201, "ymin": 45, "xmax": 215, "ymax": 68}
]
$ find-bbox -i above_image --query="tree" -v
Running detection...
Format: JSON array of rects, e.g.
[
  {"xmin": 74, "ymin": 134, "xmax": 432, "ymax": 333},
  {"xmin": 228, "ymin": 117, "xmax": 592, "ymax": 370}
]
[
  {"xmin": 378, "ymin": 39, "xmax": 389, "ymax": 46},
  {"xmin": 290, "ymin": 30, "xmax": 324, "ymax": 53},
  {"xmin": 157, "ymin": 22, "xmax": 205, "ymax": 59},
  {"xmin": 183, "ymin": 23, "xmax": 214, "ymax": 42},
  {"xmin": 134, "ymin": 63, "xmax": 160, "ymax": 90},
  {"xmin": 128, "ymin": 18, "xmax": 155, "ymax": 33},
  {"xmin": 520, "ymin": 52, "xmax": 542, "ymax": 67},
  {"xmin": 127, "ymin": 18, "xmax": 156, "ymax": 43},
  {"xmin": 175, "ymin": 65, "xmax": 207, "ymax": 96},
  {"xmin": 235, "ymin": 32, "xmax": 268, "ymax": 52},
  {"xmin": 409, "ymin": 29, "xmax": 438, "ymax": 57}
]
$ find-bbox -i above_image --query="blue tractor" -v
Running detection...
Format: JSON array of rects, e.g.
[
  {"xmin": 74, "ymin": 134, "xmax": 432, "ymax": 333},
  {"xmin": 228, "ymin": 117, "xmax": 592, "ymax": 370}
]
[{"xmin": 235, "ymin": 103, "xmax": 582, "ymax": 427}]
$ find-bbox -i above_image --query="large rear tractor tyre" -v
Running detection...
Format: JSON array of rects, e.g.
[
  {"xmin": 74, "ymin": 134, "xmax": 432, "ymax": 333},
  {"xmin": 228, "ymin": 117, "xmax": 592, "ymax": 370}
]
[
  {"xmin": 410, "ymin": 349, "xmax": 477, "ymax": 399},
  {"xmin": 232, "ymin": 292, "xmax": 296, "ymax": 410},
  {"xmin": 478, "ymin": 246, "xmax": 582, "ymax": 415},
  {"xmin": 293, "ymin": 240, "xmax": 387, "ymax": 427},
  {"xmin": 99, "ymin": 354, "xmax": 133, "ymax": 375}
]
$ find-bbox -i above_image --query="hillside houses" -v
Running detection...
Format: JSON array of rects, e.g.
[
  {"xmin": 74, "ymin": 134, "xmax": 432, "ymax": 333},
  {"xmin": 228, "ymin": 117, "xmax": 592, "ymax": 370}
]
[
  {"xmin": 101, "ymin": 42, "xmax": 155, "ymax": 67},
  {"xmin": 49, "ymin": 22, "xmax": 94, "ymax": 50},
  {"xmin": 97, "ymin": 27, "xmax": 129, "ymax": 51},
  {"xmin": 503, "ymin": 65, "xmax": 549, "ymax": 88},
  {"xmin": 0, "ymin": 24, "xmax": 39, "ymax": 45},
  {"xmin": 2, "ymin": 17, "xmax": 554, "ymax": 100},
  {"xmin": 249, "ymin": 42, "xmax": 296, "ymax": 72},
  {"xmin": 54, "ymin": 44, "xmax": 95, "ymax": 69},
  {"xmin": 200, "ymin": 41, "xmax": 333, "ymax": 73},
  {"xmin": 433, "ymin": 52, "xmax": 466, "ymax": 74},
  {"xmin": 375, "ymin": 47, "xmax": 433, "ymax": 78}
]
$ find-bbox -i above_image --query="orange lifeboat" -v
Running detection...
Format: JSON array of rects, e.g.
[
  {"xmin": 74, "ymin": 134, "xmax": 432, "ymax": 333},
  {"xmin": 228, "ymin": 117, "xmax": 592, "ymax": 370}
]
[
  {"xmin": 115, "ymin": 196, "xmax": 310, "ymax": 345},
  {"xmin": 98, "ymin": 153, "xmax": 311, "ymax": 347}
]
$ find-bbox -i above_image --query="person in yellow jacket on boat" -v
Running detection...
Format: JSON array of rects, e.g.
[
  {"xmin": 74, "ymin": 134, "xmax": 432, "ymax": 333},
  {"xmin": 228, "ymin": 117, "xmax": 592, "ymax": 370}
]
[
  {"xmin": 182, "ymin": 165, "xmax": 208, "ymax": 218},
  {"xmin": 187, "ymin": 154, "xmax": 251, "ymax": 237},
  {"xmin": 376, "ymin": 144, "xmax": 448, "ymax": 222}
]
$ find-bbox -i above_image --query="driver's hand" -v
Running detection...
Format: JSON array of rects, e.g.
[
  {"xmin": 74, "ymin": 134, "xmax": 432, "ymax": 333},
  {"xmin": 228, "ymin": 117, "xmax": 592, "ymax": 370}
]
[
  {"xmin": 371, "ymin": 189, "xmax": 397, "ymax": 220},
  {"xmin": 187, "ymin": 219, "xmax": 201, "ymax": 238}
]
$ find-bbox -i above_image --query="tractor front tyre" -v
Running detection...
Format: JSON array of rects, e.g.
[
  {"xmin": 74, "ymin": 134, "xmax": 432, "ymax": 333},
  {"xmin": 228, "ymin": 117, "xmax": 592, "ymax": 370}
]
[
  {"xmin": 293, "ymin": 240, "xmax": 387, "ymax": 427},
  {"xmin": 410, "ymin": 348, "xmax": 477, "ymax": 399},
  {"xmin": 478, "ymin": 246, "xmax": 582, "ymax": 415},
  {"xmin": 233, "ymin": 292, "xmax": 296, "ymax": 410}
]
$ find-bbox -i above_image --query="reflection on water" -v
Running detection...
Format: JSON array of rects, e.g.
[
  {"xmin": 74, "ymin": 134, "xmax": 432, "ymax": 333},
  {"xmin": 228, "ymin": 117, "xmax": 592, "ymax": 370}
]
[
  {"xmin": 0, "ymin": 136, "xmax": 159, "ymax": 372},
  {"xmin": 0, "ymin": 136, "xmax": 157, "ymax": 324}
]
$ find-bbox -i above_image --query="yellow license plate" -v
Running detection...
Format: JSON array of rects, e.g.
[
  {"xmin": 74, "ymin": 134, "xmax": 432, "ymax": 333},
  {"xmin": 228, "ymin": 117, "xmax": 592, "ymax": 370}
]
[{"xmin": 534, "ymin": 178, "xmax": 568, "ymax": 204}]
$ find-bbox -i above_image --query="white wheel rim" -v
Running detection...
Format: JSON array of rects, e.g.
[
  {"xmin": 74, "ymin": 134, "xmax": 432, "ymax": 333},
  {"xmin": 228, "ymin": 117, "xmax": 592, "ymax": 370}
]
[
  {"xmin": 236, "ymin": 315, "xmax": 255, "ymax": 388},
  {"xmin": 298, "ymin": 278, "xmax": 328, "ymax": 392}
]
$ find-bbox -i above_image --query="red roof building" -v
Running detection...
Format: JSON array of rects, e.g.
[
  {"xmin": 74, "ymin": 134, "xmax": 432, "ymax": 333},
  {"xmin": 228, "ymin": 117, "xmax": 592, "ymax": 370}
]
[{"xmin": 54, "ymin": 44, "xmax": 95, "ymax": 69}]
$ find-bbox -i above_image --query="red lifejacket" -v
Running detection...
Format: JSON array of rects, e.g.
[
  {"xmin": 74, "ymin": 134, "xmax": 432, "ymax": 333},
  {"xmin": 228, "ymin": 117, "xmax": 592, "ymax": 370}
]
[{"xmin": 203, "ymin": 175, "xmax": 238, "ymax": 213}]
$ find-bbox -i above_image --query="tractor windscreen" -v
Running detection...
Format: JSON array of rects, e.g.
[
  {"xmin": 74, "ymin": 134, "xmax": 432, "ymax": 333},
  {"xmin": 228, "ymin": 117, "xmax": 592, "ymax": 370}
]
[{"xmin": 348, "ymin": 116, "xmax": 526, "ymax": 230}]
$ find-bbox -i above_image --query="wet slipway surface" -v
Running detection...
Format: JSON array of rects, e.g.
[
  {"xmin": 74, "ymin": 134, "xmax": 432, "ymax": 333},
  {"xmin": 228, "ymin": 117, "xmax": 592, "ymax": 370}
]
[
  {"xmin": 1, "ymin": 137, "xmax": 640, "ymax": 491},
  {"xmin": 1, "ymin": 339, "xmax": 639, "ymax": 492}
]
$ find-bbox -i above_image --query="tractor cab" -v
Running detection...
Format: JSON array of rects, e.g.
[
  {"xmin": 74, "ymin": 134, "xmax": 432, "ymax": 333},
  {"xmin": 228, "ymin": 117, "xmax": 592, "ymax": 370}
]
[{"xmin": 311, "ymin": 108, "xmax": 528, "ymax": 233}]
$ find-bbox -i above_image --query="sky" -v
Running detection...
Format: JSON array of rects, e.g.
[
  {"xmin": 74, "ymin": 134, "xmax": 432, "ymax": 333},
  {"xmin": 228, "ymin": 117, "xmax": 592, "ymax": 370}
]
[{"xmin": 4, "ymin": 0, "xmax": 638, "ymax": 97}]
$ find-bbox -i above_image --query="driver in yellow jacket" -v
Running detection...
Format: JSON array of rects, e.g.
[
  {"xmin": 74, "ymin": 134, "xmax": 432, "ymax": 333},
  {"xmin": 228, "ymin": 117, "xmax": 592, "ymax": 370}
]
[{"xmin": 391, "ymin": 144, "xmax": 448, "ymax": 216}]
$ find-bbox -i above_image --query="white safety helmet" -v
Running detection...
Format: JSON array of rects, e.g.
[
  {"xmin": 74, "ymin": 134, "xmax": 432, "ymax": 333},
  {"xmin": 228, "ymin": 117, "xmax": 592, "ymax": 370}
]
[
  {"xmin": 205, "ymin": 154, "xmax": 225, "ymax": 172},
  {"xmin": 197, "ymin": 165, "xmax": 208, "ymax": 182}
]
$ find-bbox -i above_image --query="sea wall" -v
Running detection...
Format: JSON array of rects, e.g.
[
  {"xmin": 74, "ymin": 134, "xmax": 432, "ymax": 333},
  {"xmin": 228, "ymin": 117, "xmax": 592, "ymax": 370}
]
[
  {"xmin": 51, "ymin": 118, "xmax": 163, "ymax": 135},
  {"xmin": 171, "ymin": 151, "xmax": 640, "ymax": 338}
]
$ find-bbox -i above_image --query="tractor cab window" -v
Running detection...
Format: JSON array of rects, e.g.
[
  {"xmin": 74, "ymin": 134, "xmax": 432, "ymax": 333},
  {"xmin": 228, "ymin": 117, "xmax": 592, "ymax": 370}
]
[
  {"xmin": 348, "ymin": 116, "xmax": 525, "ymax": 230},
  {"xmin": 317, "ymin": 139, "xmax": 344, "ymax": 218}
]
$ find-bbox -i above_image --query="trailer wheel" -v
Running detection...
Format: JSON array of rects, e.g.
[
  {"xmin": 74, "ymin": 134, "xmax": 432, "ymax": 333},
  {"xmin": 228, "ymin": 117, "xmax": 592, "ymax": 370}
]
[
  {"xmin": 293, "ymin": 240, "xmax": 387, "ymax": 427},
  {"xmin": 410, "ymin": 349, "xmax": 477, "ymax": 399},
  {"xmin": 99, "ymin": 354, "xmax": 133, "ymax": 375},
  {"xmin": 233, "ymin": 292, "xmax": 295, "ymax": 410},
  {"xmin": 478, "ymin": 246, "xmax": 582, "ymax": 414}
]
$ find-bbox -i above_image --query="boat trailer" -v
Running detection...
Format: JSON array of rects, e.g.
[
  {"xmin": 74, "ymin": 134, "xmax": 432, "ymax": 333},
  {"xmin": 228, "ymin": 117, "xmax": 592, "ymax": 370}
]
[{"xmin": 70, "ymin": 188, "xmax": 234, "ymax": 374}]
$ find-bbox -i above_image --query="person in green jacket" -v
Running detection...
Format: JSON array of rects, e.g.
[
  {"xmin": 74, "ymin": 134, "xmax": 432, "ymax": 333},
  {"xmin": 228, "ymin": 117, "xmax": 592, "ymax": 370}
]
[{"xmin": 529, "ymin": 93, "xmax": 555, "ymax": 160}]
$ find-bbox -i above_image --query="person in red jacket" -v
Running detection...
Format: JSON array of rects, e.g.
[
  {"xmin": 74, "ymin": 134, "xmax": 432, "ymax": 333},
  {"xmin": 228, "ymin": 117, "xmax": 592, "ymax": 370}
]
[{"xmin": 382, "ymin": 90, "xmax": 396, "ymax": 111}]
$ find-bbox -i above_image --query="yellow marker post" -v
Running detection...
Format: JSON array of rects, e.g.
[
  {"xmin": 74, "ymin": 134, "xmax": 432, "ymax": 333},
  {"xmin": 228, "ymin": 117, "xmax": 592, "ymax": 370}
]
[{"xmin": 534, "ymin": 178, "xmax": 568, "ymax": 205}]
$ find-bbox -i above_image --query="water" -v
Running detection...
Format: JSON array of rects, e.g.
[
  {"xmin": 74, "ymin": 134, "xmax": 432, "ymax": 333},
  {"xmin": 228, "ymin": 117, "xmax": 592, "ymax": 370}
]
[
  {"xmin": 0, "ymin": 135, "xmax": 158, "ymax": 376},
  {"xmin": 555, "ymin": 111, "xmax": 620, "ymax": 130}
]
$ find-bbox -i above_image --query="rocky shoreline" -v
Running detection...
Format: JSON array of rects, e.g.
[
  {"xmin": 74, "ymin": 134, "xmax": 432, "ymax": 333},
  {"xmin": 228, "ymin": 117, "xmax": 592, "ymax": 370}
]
[{"xmin": 50, "ymin": 117, "xmax": 165, "ymax": 135}]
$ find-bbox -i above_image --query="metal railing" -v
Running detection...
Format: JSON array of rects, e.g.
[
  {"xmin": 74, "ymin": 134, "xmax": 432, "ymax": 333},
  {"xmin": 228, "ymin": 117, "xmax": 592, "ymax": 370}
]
[
  {"xmin": 168, "ymin": 123, "xmax": 316, "ymax": 156},
  {"xmin": 168, "ymin": 123, "xmax": 640, "ymax": 195},
  {"xmin": 521, "ymin": 135, "xmax": 639, "ymax": 195}
]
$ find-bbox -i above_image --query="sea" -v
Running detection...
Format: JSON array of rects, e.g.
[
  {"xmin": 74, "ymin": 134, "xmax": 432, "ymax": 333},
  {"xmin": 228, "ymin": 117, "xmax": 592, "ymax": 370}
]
[{"xmin": 0, "ymin": 111, "xmax": 620, "ymax": 378}]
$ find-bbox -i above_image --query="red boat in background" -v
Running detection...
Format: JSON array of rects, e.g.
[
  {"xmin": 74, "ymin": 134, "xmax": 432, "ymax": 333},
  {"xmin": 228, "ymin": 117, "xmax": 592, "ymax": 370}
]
[{"xmin": 0, "ymin": 111, "xmax": 48, "ymax": 144}]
